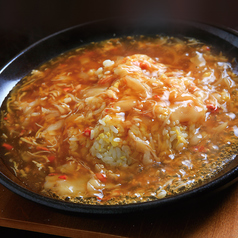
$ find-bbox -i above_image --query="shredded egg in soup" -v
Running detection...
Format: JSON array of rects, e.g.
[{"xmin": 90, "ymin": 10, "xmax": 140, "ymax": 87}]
[{"xmin": 1, "ymin": 35, "xmax": 238, "ymax": 205}]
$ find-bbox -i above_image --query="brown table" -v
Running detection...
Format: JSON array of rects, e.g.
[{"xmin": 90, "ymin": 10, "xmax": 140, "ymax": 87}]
[{"xmin": 0, "ymin": 181, "xmax": 238, "ymax": 237}]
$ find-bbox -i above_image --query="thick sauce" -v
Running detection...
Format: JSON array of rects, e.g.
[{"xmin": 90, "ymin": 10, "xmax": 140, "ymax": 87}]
[{"xmin": 1, "ymin": 36, "xmax": 238, "ymax": 204}]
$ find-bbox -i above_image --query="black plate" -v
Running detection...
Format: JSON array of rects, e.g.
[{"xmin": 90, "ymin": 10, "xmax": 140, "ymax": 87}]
[{"xmin": 1, "ymin": 17, "xmax": 238, "ymax": 214}]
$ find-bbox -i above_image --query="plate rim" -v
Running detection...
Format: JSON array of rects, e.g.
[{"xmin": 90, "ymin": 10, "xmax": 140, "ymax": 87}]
[{"xmin": 1, "ymin": 16, "xmax": 238, "ymax": 214}]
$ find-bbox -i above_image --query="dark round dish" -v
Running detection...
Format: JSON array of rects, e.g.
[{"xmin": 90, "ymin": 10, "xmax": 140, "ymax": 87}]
[{"xmin": 1, "ymin": 17, "xmax": 238, "ymax": 214}]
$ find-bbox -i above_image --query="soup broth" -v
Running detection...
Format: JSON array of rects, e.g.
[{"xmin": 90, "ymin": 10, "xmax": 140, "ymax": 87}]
[{"xmin": 1, "ymin": 35, "xmax": 238, "ymax": 205}]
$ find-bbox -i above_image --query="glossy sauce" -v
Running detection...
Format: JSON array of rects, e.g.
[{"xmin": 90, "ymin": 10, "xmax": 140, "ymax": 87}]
[{"xmin": 1, "ymin": 36, "xmax": 238, "ymax": 204}]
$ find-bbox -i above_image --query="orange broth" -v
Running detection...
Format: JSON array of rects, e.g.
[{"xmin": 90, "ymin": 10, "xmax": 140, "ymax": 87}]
[{"xmin": 1, "ymin": 35, "xmax": 238, "ymax": 204}]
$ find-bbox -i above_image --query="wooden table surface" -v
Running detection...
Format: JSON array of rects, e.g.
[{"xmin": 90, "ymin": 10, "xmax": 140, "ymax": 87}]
[{"xmin": 0, "ymin": 180, "xmax": 238, "ymax": 237}]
